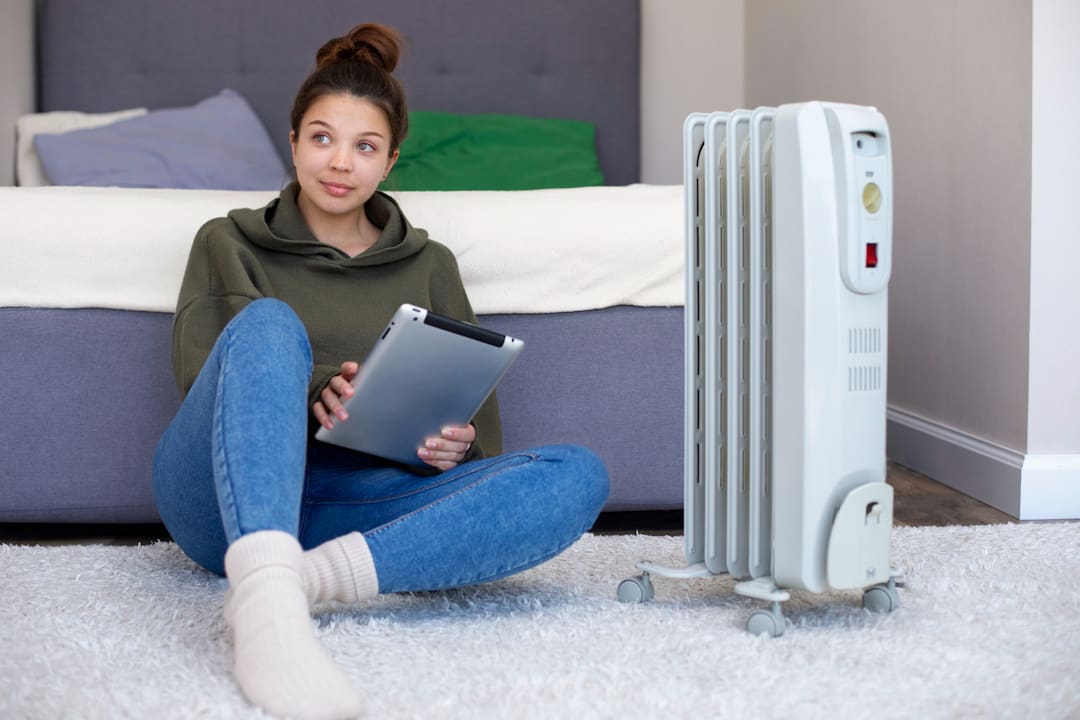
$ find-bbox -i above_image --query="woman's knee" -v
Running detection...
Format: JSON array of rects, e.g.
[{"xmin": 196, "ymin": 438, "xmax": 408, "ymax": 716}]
[
  {"xmin": 225, "ymin": 299, "xmax": 312, "ymax": 368},
  {"xmin": 238, "ymin": 297, "xmax": 297, "ymax": 321},
  {"xmin": 233, "ymin": 298, "xmax": 305, "ymax": 336},
  {"xmin": 537, "ymin": 444, "xmax": 611, "ymax": 517}
]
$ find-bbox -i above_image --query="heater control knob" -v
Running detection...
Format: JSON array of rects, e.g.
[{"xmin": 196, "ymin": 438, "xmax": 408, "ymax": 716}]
[{"xmin": 862, "ymin": 182, "xmax": 882, "ymax": 213}]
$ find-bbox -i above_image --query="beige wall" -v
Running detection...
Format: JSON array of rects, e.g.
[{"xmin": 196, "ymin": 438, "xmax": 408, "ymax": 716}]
[
  {"xmin": 655, "ymin": 0, "xmax": 1078, "ymax": 516},
  {"xmin": 640, "ymin": 0, "xmax": 745, "ymax": 184},
  {"xmin": 643, "ymin": 0, "xmax": 1080, "ymax": 514},
  {"xmin": 745, "ymin": 0, "xmax": 1034, "ymax": 452},
  {"xmin": 0, "ymin": 0, "xmax": 35, "ymax": 185},
  {"xmin": 641, "ymin": 0, "xmax": 1038, "ymax": 450}
]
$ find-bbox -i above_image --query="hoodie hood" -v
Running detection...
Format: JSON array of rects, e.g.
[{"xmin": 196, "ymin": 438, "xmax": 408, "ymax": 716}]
[{"xmin": 227, "ymin": 182, "xmax": 429, "ymax": 267}]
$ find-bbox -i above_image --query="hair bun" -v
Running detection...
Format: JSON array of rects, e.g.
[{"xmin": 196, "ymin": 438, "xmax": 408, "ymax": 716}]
[{"xmin": 315, "ymin": 23, "xmax": 402, "ymax": 74}]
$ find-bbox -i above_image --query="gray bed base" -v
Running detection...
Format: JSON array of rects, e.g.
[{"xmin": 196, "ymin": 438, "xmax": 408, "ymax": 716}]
[{"xmin": 0, "ymin": 307, "xmax": 683, "ymax": 523}]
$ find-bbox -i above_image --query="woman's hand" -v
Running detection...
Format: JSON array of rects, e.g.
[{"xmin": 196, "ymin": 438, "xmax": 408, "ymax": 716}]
[
  {"xmin": 313, "ymin": 361, "xmax": 360, "ymax": 431},
  {"xmin": 418, "ymin": 424, "xmax": 476, "ymax": 471}
]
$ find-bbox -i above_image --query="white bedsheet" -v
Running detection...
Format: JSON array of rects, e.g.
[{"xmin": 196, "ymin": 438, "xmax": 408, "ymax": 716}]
[{"xmin": 0, "ymin": 184, "xmax": 683, "ymax": 315}]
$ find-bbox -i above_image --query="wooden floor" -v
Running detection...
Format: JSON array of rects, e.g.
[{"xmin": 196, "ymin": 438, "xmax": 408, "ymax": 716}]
[
  {"xmin": 883, "ymin": 461, "xmax": 1014, "ymax": 527},
  {"xmin": 591, "ymin": 460, "xmax": 1015, "ymax": 535},
  {"xmin": 0, "ymin": 461, "xmax": 1014, "ymax": 544}
]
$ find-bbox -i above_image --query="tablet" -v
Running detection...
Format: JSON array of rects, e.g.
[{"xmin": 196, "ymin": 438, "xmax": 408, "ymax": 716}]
[{"xmin": 314, "ymin": 304, "xmax": 524, "ymax": 466}]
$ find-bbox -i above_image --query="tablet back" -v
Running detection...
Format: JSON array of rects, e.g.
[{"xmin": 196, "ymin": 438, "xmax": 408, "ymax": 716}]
[{"xmin": 314, "ymin": 304, "xmax": 524, "ymax": 466}]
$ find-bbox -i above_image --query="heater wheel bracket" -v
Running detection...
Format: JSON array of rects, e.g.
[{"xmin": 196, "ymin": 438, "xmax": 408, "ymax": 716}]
[
  {"xmin": 617, "ymin": 563, "xmax": 714, "ymax": 603},
  {"xmin": 733, "ymin": 576, "xmax": 791, "ymax": 603},
  {"xmin": 635, "ymin": 561, "xmax": 712, "ymax": 579},
  {"xmin": 736, "ymin": 578, "xmax": 790, "ymax": 637}
]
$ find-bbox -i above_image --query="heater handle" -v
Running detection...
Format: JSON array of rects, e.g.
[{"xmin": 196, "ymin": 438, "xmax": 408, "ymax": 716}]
[{"xmin": 825, "ymin": 482, "xmax": 894, "ymax": 590}]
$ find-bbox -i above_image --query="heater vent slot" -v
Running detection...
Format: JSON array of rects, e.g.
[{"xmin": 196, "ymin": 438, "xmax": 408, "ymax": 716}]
[
  {"xmin": 848, "ymin": 365, "xmax": 883, "ymax": 392},
  {"xmin": 848, "ymin": 327, "xmax": 882, "ymax": 355}
]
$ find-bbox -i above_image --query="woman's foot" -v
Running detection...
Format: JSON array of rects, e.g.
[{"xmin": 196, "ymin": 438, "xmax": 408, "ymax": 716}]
[
  {"xmin": 224, "ymin": 530, "xmax": 363, "ymax": 719},
  {"xmin": 303, "ymin": 532, "xmax": 379, "ymax": 606}
]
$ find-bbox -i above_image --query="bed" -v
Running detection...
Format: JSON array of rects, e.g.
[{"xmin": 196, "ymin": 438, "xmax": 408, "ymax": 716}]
[{"xmin": 0, "ymin": 0, "xmax": 685, "ymax": 524}]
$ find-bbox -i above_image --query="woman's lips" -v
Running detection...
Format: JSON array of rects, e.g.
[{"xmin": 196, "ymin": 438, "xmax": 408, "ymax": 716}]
[{"xmin": 321, "ymin": 181, "xmax": 353, "ymax": 197}]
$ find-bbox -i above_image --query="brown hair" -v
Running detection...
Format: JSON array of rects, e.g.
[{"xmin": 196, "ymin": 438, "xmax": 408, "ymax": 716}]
[{"xmin": 290, "ymin": 23, "xmax": 409, "ymax": 153}]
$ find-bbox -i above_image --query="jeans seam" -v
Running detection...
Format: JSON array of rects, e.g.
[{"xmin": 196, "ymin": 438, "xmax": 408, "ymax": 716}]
[
  {"xmin": 303, "ymin": 473, "xmax": 460, "ymax": 507},
  {"xmin": 447, "ymin": 526, "xmax": 587, "ymax": 588},
  {"xmin": 213, "ymin": 324, "xmax": 242, "ymax": 539},
  {"xmin": 298, "ymin": 462, "xmax": 314, "ymax": 542},
  {"xmin": 377, "ymin": 472, "xmax": 596, "ymax": 590},
  {"xmin": 363, "ymin": 451, "xmax": 539, "ymax": 541},
  {"xmin": 304, "ymin": 452, "xmax": 540, "ymax": 508}
]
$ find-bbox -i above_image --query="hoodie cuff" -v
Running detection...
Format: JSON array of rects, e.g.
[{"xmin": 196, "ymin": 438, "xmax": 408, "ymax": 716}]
[{"xmin": 308, "ymin": 364, "xmax": 341, "ymax": 411}]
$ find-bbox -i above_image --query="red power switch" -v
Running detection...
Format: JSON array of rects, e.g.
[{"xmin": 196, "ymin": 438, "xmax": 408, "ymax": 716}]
[{"xmin": 865, "ymin": 242, "xmax": 879, "ymax": 268}]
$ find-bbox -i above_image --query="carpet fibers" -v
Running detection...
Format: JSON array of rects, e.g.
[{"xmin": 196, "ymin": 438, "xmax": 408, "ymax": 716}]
[{"xmin": 2, "ymin": 523, "xmax": 1079, "ymax": 719}]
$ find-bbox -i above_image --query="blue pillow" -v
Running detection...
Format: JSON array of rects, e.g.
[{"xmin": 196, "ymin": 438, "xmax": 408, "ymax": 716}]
[{"xmin": 34, "ymin": 90, "xmax": 287, "ymax": 190}]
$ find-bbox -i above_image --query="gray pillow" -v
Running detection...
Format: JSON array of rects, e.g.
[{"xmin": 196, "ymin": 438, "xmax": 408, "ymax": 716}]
[{"xmin": 34, "ymin": 90, "xmax": 287, "ymax": 190}]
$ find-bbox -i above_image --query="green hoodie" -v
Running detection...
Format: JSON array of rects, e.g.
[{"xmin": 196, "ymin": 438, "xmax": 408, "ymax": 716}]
[{"xmin": 172, "ymin": 182, "xmax": 501, "ymax": 462}]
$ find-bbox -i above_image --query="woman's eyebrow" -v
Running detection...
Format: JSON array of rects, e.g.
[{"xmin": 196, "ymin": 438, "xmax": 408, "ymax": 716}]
[{"xmin": 305, "ymin": 119, "xmax": 385, "ymax": 139}]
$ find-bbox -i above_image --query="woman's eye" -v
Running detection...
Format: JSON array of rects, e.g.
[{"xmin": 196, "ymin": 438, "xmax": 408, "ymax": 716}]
[
  {"xmin": 313, "ymin": 133, "xmax": 331, "ymax": 145},
  {"xmin": 357, "ymin": 141, "xmax": 376, "ymax": 152}
]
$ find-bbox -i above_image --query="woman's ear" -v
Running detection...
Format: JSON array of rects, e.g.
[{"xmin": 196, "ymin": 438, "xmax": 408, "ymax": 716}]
[
  {"xmin": 383, "ymin": 148, "xmax": 400, "ymax": 180},
  {"xmin": 289, "ymin": 130, "xmax": 298, "ymax": 166}
]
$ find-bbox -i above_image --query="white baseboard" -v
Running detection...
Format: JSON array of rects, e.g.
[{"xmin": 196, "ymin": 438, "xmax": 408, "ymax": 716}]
[
  {"xmin": 886, "ymin": 406, "xmax": 1080, "ymax": 521},
  {"xmin": 1020, "ymin": 454, "xmax": 1080, "ymax": 520}
]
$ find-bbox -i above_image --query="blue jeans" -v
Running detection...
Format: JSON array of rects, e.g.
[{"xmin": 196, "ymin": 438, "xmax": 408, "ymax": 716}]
[{"xmin": 152, "ymin": 299, "xmax": 610, "ymax": 592}]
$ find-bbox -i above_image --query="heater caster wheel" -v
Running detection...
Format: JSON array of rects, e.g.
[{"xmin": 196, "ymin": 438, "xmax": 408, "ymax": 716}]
[
  {"xmin": 746, "ymin": 606, "xmax": 785, "ymax": 637},
  {"xmin": 617, "ymin": 574, "xmax": 654, "ymax": 604},
  {"xmin": 863, "ymin": 583, "xmax": 900, "ymax": 613}
]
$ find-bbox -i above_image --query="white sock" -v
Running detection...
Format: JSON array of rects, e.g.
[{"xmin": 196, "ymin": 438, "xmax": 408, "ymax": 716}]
[
  {"xmin": 303, "ymin": 532, "xmax": 380, "ymax": 606},
  {"xmin": 224, "ymin": 530, "xmax": 364, "ymax": 720}
]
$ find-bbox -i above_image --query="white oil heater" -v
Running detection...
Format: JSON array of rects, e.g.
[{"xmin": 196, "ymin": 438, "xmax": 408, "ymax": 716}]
[{"xmin": 619, "ymin": 102, "xmax": 900, "ymax": 636}]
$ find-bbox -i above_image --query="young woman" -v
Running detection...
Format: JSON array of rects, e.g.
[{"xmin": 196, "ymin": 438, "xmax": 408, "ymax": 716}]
[{"xmin": 152, "ymin": 23, "xmax": 609, "ymax": 720}]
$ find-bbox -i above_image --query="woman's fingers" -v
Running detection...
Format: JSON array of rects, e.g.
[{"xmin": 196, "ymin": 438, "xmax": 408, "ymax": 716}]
[
  {"xmin": 417, "ymin": 424, "xmax": 476, "ymax": 469},
  {"xmin": 440, "ymin": 424, "xmax": 476, "ymax": 444},
  {"xmin": 421, "ymin": 438, "xmax": 470, "ymax": 457},
  {"xmin": 319, "ymin": 384, "xmax": 347, "ymax": 420},
  {"xmin": 312, "ymin": 367, "xmax": 359, "ymax": 429}
]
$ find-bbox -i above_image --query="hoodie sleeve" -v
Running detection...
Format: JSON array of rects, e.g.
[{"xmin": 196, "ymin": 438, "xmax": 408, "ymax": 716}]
[
  {"xmin": 171, "ymin": 222, "xmax": 262, "ymax": 398},
  {"xmin": 428, "ymin": 244, "xmax": 504, "ymax": 462}
]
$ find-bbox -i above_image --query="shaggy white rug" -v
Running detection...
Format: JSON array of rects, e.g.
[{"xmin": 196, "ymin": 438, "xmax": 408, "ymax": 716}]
[{"xmin": 2, "ymin": 523, "xmax": 1079, "ymax": 720}]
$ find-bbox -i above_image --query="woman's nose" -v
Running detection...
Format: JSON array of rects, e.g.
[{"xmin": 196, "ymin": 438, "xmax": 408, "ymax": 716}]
[{"xmin": 330, "ymin": 149, "xmax": 351, "ymax": 172}]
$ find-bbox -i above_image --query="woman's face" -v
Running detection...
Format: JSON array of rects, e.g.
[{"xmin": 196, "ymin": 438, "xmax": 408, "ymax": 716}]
[{"xmin": 289, "ymin": 93, "xmax": 398, "ymax": 220}]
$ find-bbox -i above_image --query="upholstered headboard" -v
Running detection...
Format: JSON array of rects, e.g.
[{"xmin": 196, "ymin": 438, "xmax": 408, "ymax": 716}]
[{"xmin": 37, "ymin": 0, "xmax": 641, "ymax": 185}]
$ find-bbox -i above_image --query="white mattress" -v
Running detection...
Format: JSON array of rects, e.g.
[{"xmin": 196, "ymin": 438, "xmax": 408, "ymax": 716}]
[{"xmin": 0, "ymin": 184, "xmax": 683, "ymax": 315}]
